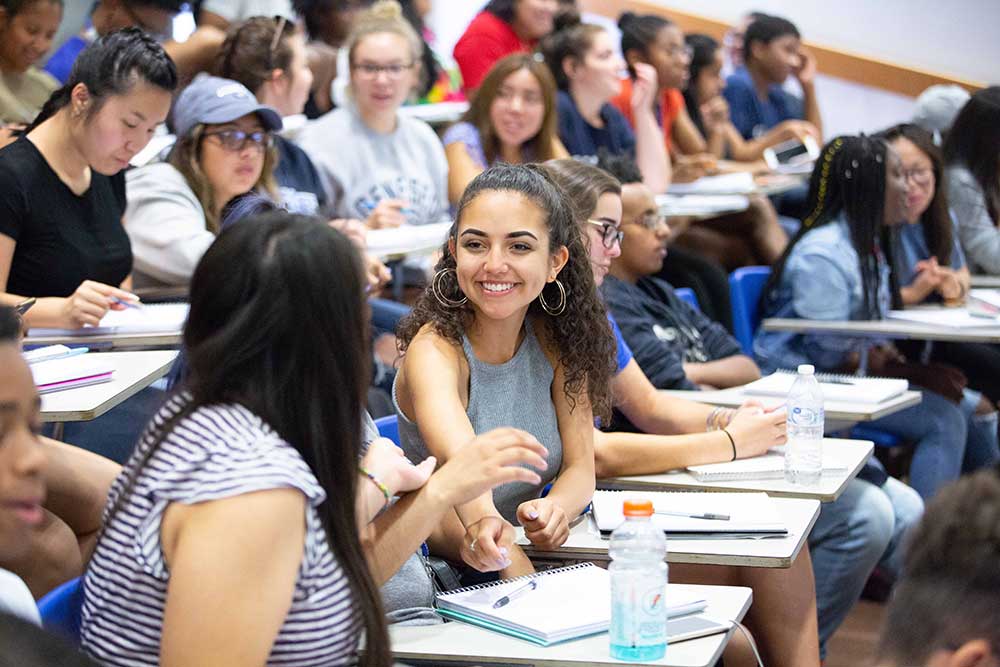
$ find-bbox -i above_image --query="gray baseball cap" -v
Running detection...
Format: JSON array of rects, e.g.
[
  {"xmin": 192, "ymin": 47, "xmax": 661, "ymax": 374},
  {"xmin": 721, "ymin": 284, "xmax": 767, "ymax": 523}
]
[
  {"xmin": 171, "ymin": 74, "xmax": 283, "ymax": 138},
  {"xmin": 912, "ymin": 84, "xmax": 970, "ymax": 136}
]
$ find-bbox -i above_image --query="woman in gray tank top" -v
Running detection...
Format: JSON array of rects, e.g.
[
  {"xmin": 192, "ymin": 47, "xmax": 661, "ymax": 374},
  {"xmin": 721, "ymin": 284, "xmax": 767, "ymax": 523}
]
[{"xmin": 393, "ymin": 163, "xmax": 617, "ymax": 579}]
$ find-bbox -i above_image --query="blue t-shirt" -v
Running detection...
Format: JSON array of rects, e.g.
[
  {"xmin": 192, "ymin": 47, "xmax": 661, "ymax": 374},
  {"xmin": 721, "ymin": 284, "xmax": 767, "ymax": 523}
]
[
  {"xmin": 556, "ymin": 90, "xmax": 636, "ymax": 159},
  {"xmin": 45, "ymin": 34, "xmax": 89, "ymax": 85},
  {"xmin": 608, "ymin": 313, "xmax": 633, "ymax": 375},
  {"xmin": 723, "ymin": 66, "xmax": 804, "ymax": 140},
  {"xmin": 892, "ymin": 214, "xmax": 966, "ymax": 288}
]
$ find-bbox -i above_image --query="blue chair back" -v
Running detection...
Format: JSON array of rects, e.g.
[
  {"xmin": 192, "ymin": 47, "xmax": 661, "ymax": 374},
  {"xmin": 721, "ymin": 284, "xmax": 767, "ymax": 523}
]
[
  {"xmin": 37, "ymin": 576, "xmax": 83, "ymax": 642},
  {"xmin": 729, "ymin": 266, "xmax": 772, "ymax": 355},
  {"xmin": 674, "ymin": 287, "xmax": 699, "ymax": 311},
  {"xmin": 374, "ymin": 414, "xmax": 400, "ymax": 446}
]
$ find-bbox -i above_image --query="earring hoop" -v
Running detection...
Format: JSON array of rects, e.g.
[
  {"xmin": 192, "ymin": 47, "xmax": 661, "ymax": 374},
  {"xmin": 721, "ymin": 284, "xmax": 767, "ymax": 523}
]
[
  {"xmin": 538, "ymin": 279, "xmax": 567, "ymax": 316},
  {"xmin": 431, "ymin": 267, "xmax": 467, "ymax": 308}
]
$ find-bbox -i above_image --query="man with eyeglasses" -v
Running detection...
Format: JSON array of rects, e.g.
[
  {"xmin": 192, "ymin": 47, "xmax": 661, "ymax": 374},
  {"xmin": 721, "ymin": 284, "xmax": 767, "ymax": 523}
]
[{"xmin": 46, "ymin": 0, "xmax": 225, "ymax": 85}]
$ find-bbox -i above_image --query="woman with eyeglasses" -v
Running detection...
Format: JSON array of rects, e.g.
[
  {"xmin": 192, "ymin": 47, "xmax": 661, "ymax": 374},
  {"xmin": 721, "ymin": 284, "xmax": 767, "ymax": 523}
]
[
  {"xmin": 878, "ymin": 123, "xmax": 1000, "ymax": 409},
  {"xmin": 125, "ymin": 74, "xmax": 281, "ymax": 287},
  {"xmin": 298, "ymin": 0, "xmax": 448, "ymax": 230}
]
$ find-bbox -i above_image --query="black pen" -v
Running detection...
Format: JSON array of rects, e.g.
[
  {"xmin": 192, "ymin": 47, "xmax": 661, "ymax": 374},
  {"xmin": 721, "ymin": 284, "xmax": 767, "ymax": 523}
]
[
  {"xmin": 655, "ymin": 510, "xmax": 731, "ymax": 521},
  {"xmin": 492, "ymin": 579, "xmax": 538, "ymax": 608}
]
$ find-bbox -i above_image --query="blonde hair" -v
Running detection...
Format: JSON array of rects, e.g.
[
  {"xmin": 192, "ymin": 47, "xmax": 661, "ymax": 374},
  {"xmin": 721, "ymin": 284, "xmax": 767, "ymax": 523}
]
[{"xmin": 346, "ymin": 0, "xmax": 422, "ymax": 66}]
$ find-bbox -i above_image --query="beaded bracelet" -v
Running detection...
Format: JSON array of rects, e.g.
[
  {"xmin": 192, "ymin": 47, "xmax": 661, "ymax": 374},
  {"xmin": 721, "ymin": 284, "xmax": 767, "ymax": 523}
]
[
  {"xmin": 705, "ymin": 406, "xmax": 723, "ymax": 432},
  {"xmin": 359, "ymin": 466, "xmax": 391, "ymax": 508},
  {"xmin": 721, "ymin": 429, "xmax": 737, "ymax": 462}
]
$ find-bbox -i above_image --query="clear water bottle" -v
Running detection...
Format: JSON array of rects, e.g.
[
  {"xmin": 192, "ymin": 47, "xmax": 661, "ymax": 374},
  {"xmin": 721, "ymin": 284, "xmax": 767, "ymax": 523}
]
[
  {"xmin": 785, "ymin": 364, "xmax": 824, "ymax": 485},
  {"xmin": 609, "ymin": 499, "xmax": 668, "ymax": 662}
]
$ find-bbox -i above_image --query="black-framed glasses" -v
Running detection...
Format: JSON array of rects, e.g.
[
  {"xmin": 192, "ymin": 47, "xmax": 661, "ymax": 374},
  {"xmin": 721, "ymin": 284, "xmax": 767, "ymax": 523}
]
[
  {"xmin": 902, "ymin": 166, "xmax": 934, "ymax": 186},
  {"xmin": 626, "ymin": 213, "xmax": 669, "ymax": 231},
  {"xmin": 585, "ymin": 219, "xmax": 624, "ymax": 249},
  {"xmin": 351, "ymin": 61, "xmax": 415, "ymax": 79},
  {"xmin": 203, "ymin": 129, "xmax": 273, "ymax": 152}
]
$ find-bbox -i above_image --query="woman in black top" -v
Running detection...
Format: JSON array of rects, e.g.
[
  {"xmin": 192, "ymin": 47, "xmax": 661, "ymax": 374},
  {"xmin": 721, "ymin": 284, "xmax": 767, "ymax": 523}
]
[{"xmin": 0, "ymin": 28, "xmax": 177, "ymax": 329}]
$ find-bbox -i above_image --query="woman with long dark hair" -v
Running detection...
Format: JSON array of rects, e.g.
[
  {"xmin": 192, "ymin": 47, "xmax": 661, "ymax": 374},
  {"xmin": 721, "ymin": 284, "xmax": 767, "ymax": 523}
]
[
  {"xmin": 443, "ymin": 53, "xmax": 567, "ymax": 204},
  {"xmin": 0, "ymin": 28, "xmax": 176, "ymax": 329},
  {"xmin": 944, "ymin": 86, "xmax": 1000, "ymax": 274},
  {"xmin": 394, "ymin": 163, "xmax": 615, "ymax": 577},
  {"xmin": 755, "ymin": 135, "xmax": 998, "ymax": 499}
]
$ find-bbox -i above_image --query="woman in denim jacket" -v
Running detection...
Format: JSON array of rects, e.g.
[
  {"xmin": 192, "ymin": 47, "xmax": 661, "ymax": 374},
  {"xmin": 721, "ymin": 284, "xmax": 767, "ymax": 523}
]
[{"xmin": 754, "ymin": 135, "xmax": 999, "ymax": 500}]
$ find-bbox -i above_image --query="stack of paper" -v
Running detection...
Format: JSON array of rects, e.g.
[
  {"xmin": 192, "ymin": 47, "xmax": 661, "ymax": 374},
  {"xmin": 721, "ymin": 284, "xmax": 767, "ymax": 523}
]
[
  {"xmin": 888, "ymin": 308, "xmax": 1000, "ymax": 328},
  {"xmin": 686, "ymin": 448, "xmax": 848, "ymax": 482},
  {"xmin": 667, "ymin": 172, "xmax": 756, "ymax": 195},
  {"xmin": 656, "ymin": 194, "xmax": 750, "ymax": 217},
  {"xmin": 742, "ymin": 370, "xmax": 908, "ymax": 403},
  {"xmin": 27, "ymin": 303, "xmax": 189, "ymax": 338}
]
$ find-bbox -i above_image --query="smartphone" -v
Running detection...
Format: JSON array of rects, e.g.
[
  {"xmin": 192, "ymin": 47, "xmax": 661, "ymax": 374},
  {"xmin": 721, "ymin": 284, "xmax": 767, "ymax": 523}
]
[
  {"xmin": 14, "ymin": 297, "xmax": 35, "ymax": 315},
  {"xmin": 763, "ymin": 135, "xmax": 820, "ymax": 170}
]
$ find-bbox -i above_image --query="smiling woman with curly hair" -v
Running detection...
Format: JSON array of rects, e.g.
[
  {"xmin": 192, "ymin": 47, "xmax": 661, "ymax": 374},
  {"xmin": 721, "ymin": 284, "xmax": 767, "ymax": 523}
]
[{"xmin": 393, "ymin": 162, "xmax": 614, "ymax": 584}]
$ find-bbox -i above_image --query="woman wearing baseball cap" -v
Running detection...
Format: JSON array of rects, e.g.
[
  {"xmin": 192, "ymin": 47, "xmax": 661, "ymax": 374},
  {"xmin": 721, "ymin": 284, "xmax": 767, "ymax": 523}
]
[{"xmin": 125, "ymin": 73, "xmax": 283, "ymax": 288}]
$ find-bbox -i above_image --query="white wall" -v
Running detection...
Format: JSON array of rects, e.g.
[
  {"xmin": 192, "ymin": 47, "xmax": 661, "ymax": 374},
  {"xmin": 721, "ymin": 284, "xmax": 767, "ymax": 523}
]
[{"xmin": 617, "ymin": 0, "xmax": 998, "ymax": 85}]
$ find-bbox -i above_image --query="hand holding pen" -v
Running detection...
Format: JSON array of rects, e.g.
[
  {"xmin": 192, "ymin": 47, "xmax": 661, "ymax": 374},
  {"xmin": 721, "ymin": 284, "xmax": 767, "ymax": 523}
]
[{"xmin": 366, "ymin": 199, "xmax": 411, "ymax": 229}]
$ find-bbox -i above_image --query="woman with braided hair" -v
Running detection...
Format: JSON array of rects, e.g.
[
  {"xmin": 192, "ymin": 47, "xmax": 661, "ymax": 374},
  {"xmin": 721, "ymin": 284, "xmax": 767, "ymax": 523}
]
[{"xmin": 754, "ymin": 135, "xmax": 999, "ymax": 500}]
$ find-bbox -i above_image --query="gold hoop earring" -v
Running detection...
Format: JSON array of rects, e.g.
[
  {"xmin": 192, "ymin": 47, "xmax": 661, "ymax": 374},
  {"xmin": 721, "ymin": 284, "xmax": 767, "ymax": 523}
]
[
  {"xmin": 431, "ymin": 267, "xmax": 467, "ymax": 308},
  {"xmin": 538, "ymin": 279, "xmax": 567, "ymax": 316}
]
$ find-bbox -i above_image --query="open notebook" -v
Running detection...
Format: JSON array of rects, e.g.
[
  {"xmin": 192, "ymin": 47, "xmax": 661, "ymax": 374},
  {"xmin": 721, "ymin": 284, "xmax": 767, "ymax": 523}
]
[
  {"xmin": 30, "ymin": 355, "xmax": 114, "ymax": 394},
  {"xmin": 887, "ymin": 308, "xmax": 1000, "ymax": 328},
  {"xmin": 742, "ymin": 370, "xmax": 908, "ymax": 404},
  {"xmin": 435, "ymin": 563, "xmax": 708, "ymax": 646},
  {"xmin": 591, "ymin": 490, "xmax": 787, "ymax": 539},
  {"xmin": 686, "ymin": 447, "xmax": 847, "ymax": 482},
  {"xmin": 27, "ymin": 303, "xmax": 189, "ymax": 338}
]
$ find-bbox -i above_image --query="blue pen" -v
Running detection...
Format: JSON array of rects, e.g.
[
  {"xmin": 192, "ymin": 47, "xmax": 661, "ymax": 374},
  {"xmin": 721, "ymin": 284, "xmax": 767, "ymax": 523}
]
[{"xmin": 111, "ymin": 297, "xmax": 143, "ymax": 310}]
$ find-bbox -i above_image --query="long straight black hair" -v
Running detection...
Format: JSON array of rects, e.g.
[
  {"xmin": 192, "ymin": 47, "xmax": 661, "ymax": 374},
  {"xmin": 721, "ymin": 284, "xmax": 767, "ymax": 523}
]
[
  {"xmin": 763, "ymin": 135, "xmax": 891, "ymax": 320},
  {"xmin": 943, "ymin": 86, "xmax": 1000, "ymax": 226},
  {"xmin": 98, "ymin": 213, "xmax": 391, "ymax": 666}
]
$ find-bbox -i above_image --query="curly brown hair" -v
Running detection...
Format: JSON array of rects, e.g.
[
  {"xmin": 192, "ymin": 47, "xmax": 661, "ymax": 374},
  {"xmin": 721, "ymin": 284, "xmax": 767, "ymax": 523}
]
[{"xmin": 397, "ymin": 163, "xmax": 615, "ymax": 420}]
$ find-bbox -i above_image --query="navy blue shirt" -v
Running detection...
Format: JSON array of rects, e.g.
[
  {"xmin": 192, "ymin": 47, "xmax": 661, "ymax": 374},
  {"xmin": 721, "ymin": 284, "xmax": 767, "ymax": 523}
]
[
  {"xmin": 602, "ymin": 275, "xmax": 743, "ymax": 390},
  {"xmin": 556, "ymin": 90, "xmax": 636, "ymax": 158},
  {"xmin": 274, "ymin": 135, "xmax": 327, "ymax": 215},
  {"xmin": 723, "ymin": 66, "xmax": 804, "ymax": 140},
  {"xmin": 608, "ymin": 313, "xmax": 633, "ymax": 374}
]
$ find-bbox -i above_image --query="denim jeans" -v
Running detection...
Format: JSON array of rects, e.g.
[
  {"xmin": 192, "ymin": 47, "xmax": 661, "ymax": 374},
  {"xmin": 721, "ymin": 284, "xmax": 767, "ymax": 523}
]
[
  {"xmin": 809, "ymin": 475, "xmax": 923, "ymax": 658},
  {"xmin": 957, "ymin": 388, "xmax": 1000, "ymax": 473},
  {"xmin": 869, "ymin": 390, "xmax": 968, "ymax": 500}
]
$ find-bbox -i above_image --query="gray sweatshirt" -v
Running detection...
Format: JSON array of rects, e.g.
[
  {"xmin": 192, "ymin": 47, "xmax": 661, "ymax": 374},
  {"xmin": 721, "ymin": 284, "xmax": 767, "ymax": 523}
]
[
  {"xmin": 124, "ymin": 162, "xmax": 215, "ymax": 288},
  {"xmin": 297, "ymin": 107, "xmax": 449, "ymax": 225},
  {"xmin": 948, "ymin": 164, "xmax": 1000, "ymax": 274}
]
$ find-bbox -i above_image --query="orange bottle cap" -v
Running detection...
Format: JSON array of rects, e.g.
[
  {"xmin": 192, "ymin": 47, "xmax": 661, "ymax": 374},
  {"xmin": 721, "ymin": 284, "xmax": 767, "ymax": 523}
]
[{"xmin": 623, "ymin": 499, "xmax": 654, "ymax": 516}]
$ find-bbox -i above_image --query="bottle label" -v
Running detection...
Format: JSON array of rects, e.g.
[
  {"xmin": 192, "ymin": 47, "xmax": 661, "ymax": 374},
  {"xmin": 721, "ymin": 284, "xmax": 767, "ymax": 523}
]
[{"xmin": 610, "ymin": 578, "xmax": 668, "ymax": 648}]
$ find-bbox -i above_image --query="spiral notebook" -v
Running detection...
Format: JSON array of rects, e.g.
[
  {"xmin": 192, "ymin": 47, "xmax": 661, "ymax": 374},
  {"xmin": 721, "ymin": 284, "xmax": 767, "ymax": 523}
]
[
  {"xmin": 435, "ymin": 563, "xmax": 707, "ymax": 646},
  {"xmin": 27, "ymin": 303, "xmax": 189, "ymax": 338},
  {"xmin": 742, "ymin": 370, "xmax": 908, "ymax": 404},
  {"xmin": 30, "ymin": 355, "xmax": 114, "ymax": 393}
]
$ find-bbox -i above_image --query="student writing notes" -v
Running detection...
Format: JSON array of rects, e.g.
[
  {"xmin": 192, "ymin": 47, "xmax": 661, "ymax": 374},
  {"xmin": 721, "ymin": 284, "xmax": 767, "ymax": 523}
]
[{"xmin": 0, "ymin": 29, "xmax": 176, "ymax": 329}]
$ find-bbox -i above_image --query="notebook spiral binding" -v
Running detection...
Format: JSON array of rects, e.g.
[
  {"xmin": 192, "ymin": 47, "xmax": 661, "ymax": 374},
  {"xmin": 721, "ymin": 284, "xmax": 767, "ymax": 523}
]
[
  {"xmin": 439, "ymin": 562, "xmax": 596, "ymax": 596},
  {"xmin": 774, "ymin": 368, "xmax": 895, "ymax": 382}
]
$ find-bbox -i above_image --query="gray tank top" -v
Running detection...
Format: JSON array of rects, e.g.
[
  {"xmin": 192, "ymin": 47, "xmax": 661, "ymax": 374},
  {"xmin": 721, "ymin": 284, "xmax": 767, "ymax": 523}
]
[{"xmin": 394, "ymin": 320, "xmax": 564, "ymax": 522}]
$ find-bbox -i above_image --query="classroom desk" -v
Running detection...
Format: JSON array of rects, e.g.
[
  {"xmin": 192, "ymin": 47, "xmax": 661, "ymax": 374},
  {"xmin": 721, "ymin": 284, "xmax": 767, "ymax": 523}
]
[
  {"xmin": 41, "ymin": 350, "xmax": 177, "ymax": 423},
  {"xmin": 971, "ymin": 275, "xmax": 1000, "ymax": 288},
  {"xmin": 517, "ymin": 497, "xmax": 819, "ymax": 568},
  {"xmin": 389, "ymin": 583, "xmax": 752, "ymax": 667},
  {"xmin": 368, "ymin": 221, "xmax": 451, "ymax": 260},
  {"xmin": 656, "ymin": 194, "xmax": 750, "ymax": 220},
  {"xmin": 659, "ymin": 387, "xmax": 922, "ymax": 424},
  {"xmin": 761, "ymin": 317, "xmax": 1000, "ymax": 344},
  {"xmin": 399, "ymin": 101, "xmax": 470, "ymax": 127},
  {"xmin": 599, "ymin": 438, "xmax": 872, "ymax": 502}
]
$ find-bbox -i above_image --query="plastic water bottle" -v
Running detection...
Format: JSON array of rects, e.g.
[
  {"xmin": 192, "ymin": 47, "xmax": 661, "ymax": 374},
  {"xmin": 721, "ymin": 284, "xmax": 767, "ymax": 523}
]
[
  {"xmin": 785, "ymin": 363, "xmax": 824, "ymax": 485},
  {"xmin": 609, "ymin": 499, "xmax": 668, "ymax": 662}
]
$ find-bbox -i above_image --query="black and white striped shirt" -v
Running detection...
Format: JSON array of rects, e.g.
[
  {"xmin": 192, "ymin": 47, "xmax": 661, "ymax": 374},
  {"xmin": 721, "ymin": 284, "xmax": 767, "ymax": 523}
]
[{"xmin": 81, "ymin": 394, "xmax": 361, "ymax": 666}]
